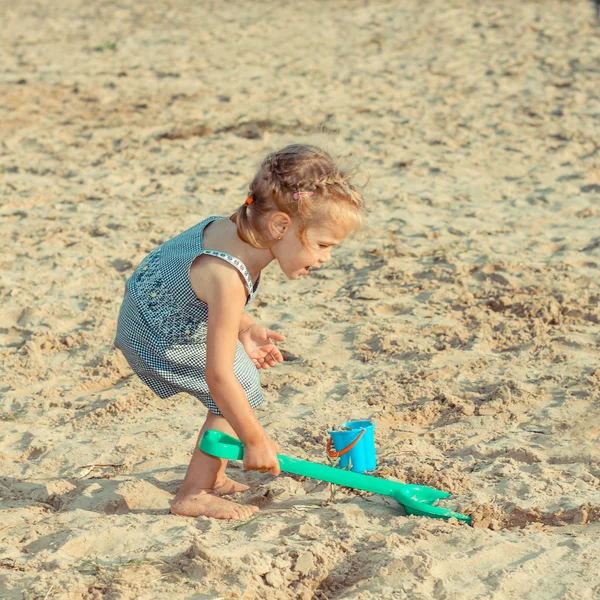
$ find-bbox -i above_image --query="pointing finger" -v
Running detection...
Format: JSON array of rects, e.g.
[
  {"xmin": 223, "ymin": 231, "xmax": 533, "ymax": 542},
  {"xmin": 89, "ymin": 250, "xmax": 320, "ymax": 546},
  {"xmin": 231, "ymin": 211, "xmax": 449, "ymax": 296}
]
[{"xmin": 266, "ymin": 329, "xmax": 286, "ymax": 342}]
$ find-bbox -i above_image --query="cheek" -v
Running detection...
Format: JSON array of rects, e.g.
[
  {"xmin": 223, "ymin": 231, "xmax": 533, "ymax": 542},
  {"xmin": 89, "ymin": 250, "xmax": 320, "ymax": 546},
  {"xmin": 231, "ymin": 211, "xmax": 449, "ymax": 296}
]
[
  {"xmin": 293, "ymin": 242, "xmax": 311, "ymax": 260},
  {"xmin": 279, "ymin": 240, "xmax": 305, "ymax": 266},
  {"xmin": 301, "ymin": 247, "xmax": 317, "ymax": 264}
]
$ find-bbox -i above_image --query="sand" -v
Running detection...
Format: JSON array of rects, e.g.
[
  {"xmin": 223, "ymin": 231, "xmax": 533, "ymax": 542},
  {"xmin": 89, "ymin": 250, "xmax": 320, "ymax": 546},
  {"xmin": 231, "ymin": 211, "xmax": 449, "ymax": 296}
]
[{"xmin": 1, "ymin": 0, "xmax": 600, "ymax": 598}]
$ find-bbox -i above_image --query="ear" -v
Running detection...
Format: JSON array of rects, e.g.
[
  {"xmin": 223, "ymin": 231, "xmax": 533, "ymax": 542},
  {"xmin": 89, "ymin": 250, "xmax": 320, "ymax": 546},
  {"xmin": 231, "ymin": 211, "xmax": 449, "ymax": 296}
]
[{"xmin": 268, "ymin": 212, "xmax": 292, "ymax": 238}]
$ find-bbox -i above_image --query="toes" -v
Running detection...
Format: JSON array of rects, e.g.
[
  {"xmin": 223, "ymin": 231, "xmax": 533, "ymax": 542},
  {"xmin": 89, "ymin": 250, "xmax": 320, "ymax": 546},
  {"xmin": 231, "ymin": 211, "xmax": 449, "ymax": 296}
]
[
  {"xmin": 230, "ymin": 503, "xmax": 257, "ymax": 521},
  {"xmin": 240, "ymin": 505, "xmax": 258, "ymax": 520},
  {"xmin": 245, "ymin": 505, "xmax": 258, "ymax": 518},
  {"xmin": 230, "ymin": 505, "xmax": 247, "ymax": 520}
]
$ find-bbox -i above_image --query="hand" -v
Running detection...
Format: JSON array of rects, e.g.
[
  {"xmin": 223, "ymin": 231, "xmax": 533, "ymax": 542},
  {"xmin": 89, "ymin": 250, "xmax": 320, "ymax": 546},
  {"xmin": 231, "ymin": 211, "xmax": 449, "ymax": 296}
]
[
  {"xmin": 243, "ymin": 437, "xmax": 281, "ymax": 476},
  {"xmin": 239, "ymin": 325, "xmax": 286, "ymax": 369}
]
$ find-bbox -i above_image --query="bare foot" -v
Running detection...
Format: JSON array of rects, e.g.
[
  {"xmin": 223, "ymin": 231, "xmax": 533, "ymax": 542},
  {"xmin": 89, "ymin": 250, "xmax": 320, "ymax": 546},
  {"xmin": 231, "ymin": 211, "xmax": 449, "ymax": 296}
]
[
  {"xmin": 212, "ymin": 476, "xmax": 249, "ymax": 496},
  {"xmin": 171, "ymin": 491, "xmax": 259, "ymax": 520}
]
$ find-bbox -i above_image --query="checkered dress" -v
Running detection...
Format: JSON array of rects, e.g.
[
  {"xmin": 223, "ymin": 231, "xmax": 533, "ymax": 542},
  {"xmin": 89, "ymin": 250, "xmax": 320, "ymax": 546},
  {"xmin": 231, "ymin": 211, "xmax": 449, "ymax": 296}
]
[{"xmin": 114, "ymin": 216, "xmax": 264, "ymax": 416}]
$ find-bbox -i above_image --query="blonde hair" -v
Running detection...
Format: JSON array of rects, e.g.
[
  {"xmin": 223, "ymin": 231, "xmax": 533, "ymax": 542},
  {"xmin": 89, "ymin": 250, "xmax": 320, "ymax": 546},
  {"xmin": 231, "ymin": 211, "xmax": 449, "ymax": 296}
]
[{"xmin": 231, "ymin": 144, "xmax": 365, "ymax": 248}]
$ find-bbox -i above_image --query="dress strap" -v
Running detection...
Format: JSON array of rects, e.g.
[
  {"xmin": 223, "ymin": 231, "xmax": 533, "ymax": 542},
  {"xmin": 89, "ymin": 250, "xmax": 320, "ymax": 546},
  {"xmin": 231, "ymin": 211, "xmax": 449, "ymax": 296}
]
[{"xmin": 202, "ymin": 250, "xmax": 256, "ymax": 299}]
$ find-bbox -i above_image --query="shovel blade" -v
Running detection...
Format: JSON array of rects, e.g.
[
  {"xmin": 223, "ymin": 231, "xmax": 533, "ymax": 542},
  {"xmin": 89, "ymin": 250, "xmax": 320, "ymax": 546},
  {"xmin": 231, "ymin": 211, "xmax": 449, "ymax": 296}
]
[{"xmin": 394, "ymin": 489, "xmax": 472, "ymax": 525}]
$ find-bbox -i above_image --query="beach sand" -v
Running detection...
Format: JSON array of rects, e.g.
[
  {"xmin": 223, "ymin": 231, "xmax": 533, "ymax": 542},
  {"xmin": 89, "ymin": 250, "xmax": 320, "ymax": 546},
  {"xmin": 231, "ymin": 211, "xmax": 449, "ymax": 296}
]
[{"xmin": 1, "ymin": 0, "xmax": 599, "ymax": 598}]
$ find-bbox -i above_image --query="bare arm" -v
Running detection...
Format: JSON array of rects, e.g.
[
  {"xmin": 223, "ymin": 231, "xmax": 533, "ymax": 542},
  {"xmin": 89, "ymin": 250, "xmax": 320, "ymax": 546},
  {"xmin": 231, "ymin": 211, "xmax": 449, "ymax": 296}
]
[{"xmin": 190, "ymin": 256, "xmax": 265, "ymax": 445}]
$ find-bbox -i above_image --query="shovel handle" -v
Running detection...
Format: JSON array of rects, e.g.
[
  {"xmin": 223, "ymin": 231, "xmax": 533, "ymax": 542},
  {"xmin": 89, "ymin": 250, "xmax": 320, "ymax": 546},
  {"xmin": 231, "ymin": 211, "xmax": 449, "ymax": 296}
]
[{"xmin": 200, "ymin": 430, "xmax": 440, "ymax": 498}]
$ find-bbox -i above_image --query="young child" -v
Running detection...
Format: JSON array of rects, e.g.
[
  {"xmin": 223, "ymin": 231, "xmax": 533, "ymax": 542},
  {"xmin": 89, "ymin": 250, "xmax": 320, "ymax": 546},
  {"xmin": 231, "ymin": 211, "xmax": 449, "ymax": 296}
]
[{"xmin": 114, "ymin": 144, "xmax": 365, "ymax": 520}]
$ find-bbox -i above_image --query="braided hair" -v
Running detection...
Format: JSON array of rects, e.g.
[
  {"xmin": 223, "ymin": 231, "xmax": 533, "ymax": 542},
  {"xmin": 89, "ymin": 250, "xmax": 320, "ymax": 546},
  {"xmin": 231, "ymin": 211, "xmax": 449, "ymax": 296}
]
[{"xmin": 231, "ymin": 144, "xmax": 365, "ymax": 248}]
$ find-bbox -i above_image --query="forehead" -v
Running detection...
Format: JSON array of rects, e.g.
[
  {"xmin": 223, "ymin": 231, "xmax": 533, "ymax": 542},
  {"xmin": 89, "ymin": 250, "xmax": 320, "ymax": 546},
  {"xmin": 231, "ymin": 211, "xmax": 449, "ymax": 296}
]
[{"xmin": 305, "ymin": 219, "xmax": 353, "ymax": 244}]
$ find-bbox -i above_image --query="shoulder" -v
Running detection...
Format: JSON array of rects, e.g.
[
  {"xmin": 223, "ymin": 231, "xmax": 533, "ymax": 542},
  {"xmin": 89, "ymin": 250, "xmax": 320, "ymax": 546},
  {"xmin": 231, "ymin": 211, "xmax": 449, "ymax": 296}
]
[
  {"xmin": 165, "ymin": 216, "xmax": 223, "ymax": 243},
  {"xmin": 190, "ymin": 253, "xmax": 247, "ymax": 308}
]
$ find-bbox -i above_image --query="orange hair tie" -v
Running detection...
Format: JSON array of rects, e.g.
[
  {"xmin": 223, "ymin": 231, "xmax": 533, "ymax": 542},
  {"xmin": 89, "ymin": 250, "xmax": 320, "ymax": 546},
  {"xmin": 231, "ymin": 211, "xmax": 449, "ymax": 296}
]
[{"xmin": 245, "ymin": 196, "xmax": 254, "ymax": 205}]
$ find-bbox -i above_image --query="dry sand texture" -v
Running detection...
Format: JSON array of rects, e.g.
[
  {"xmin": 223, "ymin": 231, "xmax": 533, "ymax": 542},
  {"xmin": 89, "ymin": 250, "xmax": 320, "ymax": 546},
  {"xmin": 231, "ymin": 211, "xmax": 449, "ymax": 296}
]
[{"xmin": 1, "ymin": 0, "xmax": 600, "ymax": 598}]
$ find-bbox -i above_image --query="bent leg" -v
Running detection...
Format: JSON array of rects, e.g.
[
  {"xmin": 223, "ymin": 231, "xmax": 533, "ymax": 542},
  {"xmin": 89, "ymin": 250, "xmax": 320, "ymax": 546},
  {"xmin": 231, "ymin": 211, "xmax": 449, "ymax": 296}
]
[{"xmin": 170, "ymin": 412, "xmax": 259, "ymax": 520}]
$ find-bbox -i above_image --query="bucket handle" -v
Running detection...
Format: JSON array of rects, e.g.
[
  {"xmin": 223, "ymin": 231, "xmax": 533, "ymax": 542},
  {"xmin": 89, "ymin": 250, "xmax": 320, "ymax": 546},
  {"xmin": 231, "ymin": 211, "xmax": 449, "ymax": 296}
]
[{"xmin": 327, "ymin": 428, "xmax": 365, "ymax": 458}]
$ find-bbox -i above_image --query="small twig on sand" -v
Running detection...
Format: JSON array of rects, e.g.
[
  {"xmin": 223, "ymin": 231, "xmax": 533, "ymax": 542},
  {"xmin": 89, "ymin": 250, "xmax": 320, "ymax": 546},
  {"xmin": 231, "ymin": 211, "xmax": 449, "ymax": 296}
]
[
  {"xmin": 78, "ymin": 463, "xmax": 124, "ymax": 469},
  {"xmin": 43, "ymin": 584, "xmax": 55, "ymax": 600},
  {"xmin": 230, "ymin": 514, "xmax": 262, "ymax": 530}
]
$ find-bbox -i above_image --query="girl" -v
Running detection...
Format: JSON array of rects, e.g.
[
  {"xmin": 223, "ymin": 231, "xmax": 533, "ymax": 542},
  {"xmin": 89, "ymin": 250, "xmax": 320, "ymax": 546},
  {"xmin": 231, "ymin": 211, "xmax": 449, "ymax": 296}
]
[{"xmin": 115, "ymin": 144, "xmax": 365, "ymax": 520}]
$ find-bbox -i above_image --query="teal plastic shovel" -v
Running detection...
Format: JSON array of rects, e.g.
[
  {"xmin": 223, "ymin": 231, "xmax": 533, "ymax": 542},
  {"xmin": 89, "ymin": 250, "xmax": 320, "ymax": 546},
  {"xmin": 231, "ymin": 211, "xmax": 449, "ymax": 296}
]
[{"xmin": 200, "ymin": 430, "xmax": 472, "ymax": 525}]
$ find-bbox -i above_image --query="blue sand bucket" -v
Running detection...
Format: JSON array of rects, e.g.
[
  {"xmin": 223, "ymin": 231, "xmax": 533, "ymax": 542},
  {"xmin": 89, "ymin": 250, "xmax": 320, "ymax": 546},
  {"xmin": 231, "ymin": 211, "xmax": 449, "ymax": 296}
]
[{"xmin": 327, "ymin": 420, "xmax": 376, "ymax": 473}]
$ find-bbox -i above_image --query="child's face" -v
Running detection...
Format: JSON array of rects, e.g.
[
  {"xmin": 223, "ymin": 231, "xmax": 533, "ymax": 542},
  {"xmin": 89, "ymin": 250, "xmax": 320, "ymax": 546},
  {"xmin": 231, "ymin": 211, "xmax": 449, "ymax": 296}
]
[{"xmin": 273, "ymin": 217, "xmax": 351, "ymax": 280}]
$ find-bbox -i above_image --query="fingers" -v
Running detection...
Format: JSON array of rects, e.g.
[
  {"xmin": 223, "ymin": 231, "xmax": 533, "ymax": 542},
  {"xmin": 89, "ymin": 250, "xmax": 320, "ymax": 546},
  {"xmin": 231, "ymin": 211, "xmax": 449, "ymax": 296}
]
[
  {"xmin": 266, "ymin": 329, "xmax": 286, "ymax": 342},
  {"xmin": 254, "ymin": 467, "xmax": 279, "ymax": 476},
  {"xmin": 264, "ymin": 351, "xmax": 278, "ymax": 367},
  {"xmin": 253, "ymin": 351, "xmax": 280, "ymax": 369},
  {"xmin": 243, "ymin": 439, "xmax": 280, "ymax": 476},
  {"xmin": 250, "ymin": 463, "xmax": 280, "ymax": 476},
  {"xmin": 269, "ymin": 346, "xmax": 284, "ymax": 363}
]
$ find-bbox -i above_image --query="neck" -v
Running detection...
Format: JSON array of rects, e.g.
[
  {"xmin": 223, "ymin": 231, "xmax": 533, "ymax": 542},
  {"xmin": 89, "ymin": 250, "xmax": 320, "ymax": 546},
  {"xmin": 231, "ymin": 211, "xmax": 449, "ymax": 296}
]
[
  {"xmin": 213, "ymin": 218, "xmax": 276, "ymax": 280},
  {"xmin": 242, "ymin": 244, "xmax": 276, "ymax": 280}
]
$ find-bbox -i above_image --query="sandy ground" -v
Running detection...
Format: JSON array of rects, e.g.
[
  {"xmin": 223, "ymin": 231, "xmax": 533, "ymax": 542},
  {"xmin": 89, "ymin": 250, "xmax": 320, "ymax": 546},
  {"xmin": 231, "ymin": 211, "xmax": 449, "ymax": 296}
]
[{"xmin": 1, "ymin": 0, "xmax": 600, "ymax": 598}]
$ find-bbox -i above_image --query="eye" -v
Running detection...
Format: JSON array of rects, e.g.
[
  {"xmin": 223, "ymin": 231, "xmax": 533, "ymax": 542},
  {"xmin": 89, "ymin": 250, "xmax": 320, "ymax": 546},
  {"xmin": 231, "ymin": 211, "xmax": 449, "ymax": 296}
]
[{"xmin": 318, "ymin": 244, "xmax": 331, "ymax": 249}]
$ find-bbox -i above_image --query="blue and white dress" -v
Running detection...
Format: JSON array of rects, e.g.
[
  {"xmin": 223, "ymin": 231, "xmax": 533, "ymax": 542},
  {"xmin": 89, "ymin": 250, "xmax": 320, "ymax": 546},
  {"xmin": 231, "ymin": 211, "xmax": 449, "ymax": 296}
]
[{"xmin": 114, "ymin": 216, "xmax": 263, "ymax": 416}]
